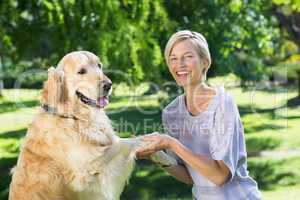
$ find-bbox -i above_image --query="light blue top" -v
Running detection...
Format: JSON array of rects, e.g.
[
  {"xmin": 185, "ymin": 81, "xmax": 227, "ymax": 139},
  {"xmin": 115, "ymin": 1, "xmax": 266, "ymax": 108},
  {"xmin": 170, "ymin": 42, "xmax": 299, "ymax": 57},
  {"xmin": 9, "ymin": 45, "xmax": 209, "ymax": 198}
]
[{"xmin": 162, "ymin": 88, "xmax": 261, "ymax": 200}]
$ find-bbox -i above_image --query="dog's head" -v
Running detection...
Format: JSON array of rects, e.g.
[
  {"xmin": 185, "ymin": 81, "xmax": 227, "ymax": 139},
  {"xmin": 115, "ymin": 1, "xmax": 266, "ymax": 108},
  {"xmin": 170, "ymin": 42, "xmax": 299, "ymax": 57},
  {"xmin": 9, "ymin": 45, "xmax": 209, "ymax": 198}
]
[{"xmin": 42, "ymin": 51, "xmax": 112, "ymax": 114}]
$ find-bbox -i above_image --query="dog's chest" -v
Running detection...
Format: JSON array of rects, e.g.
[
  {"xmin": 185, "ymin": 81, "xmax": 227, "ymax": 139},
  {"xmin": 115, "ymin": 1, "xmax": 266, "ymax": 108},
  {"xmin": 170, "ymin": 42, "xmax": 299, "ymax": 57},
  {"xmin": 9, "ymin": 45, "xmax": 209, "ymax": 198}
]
[
  {"xmin": 78, "ymin": 119, "xmax": 115, "ymax": 146},
  {"xmin": 82, "ymin": 125, "xmax": 111, "ymax": 145}
]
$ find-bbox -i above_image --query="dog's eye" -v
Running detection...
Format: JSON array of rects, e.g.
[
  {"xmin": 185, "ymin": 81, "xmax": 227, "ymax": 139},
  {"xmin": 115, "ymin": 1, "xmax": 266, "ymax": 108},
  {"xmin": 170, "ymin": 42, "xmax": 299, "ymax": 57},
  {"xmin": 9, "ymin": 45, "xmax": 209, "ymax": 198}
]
[
  {"xmin": 78, "ymin": 68, "xmax": 87, "ymax": 75},
  {"xmin": 98, "ymin": 63, "xmax": 102, "ymax": 69}
]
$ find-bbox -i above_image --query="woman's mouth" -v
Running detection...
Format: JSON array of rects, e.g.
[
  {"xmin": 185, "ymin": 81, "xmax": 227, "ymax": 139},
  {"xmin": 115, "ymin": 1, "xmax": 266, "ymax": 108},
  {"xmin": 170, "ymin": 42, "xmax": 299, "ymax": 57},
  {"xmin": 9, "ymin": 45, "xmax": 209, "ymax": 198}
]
[{"xmin": 176, "ymin": 71, "xmax": 189, "ymax": 78}]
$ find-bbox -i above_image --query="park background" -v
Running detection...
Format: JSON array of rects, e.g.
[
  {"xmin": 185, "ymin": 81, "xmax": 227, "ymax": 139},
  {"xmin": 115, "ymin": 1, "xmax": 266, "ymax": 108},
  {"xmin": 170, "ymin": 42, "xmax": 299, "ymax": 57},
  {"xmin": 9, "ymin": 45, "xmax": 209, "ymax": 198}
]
[{"xmin": 0, "ymin": 0, "xmax": 300, "ymax": 199}]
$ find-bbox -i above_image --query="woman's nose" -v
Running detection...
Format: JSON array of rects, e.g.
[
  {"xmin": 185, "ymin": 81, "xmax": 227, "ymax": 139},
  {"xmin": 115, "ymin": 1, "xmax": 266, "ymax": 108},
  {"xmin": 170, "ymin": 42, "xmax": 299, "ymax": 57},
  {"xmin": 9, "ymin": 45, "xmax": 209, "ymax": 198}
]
[{"xmin": 179, "ymin": 57, "xmax": 187, "ymax": 67}]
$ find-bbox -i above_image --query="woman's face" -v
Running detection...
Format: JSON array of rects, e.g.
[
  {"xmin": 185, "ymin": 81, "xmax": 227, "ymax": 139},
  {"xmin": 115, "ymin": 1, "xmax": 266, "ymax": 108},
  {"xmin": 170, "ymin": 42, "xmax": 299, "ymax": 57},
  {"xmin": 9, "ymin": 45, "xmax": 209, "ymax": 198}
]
[{"xmin": 168, "ymin": 39, "xmax": 206, "ymax": 87}]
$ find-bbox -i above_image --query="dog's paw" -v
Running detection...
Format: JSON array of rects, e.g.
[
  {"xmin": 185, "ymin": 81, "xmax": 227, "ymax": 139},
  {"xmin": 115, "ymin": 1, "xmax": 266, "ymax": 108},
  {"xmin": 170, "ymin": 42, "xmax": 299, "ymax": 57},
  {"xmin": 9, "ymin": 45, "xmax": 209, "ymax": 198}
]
[
  {"xmin": 134, "ymin": 132, "xmax": 160, "ymax": 150},
  {"xmin": 150, "ymin": 150, "xmax": 178, "ymax": 168}
]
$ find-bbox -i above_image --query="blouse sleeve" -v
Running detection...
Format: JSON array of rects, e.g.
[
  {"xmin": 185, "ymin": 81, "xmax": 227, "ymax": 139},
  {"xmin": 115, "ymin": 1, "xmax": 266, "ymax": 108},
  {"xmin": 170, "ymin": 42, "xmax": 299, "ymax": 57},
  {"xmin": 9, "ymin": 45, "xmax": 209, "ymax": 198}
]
[{"xmin": 209, "ymin": 94, "xmax": 246, "ymax": 182}]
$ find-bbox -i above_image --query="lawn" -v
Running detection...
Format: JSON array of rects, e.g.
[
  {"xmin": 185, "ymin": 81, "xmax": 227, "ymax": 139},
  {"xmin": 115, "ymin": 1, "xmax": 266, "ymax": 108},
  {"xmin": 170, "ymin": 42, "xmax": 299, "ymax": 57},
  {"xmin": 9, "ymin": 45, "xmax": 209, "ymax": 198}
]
[{"xmin": 0, "ymin": 82, "xmax": 299, "ymax": 199}]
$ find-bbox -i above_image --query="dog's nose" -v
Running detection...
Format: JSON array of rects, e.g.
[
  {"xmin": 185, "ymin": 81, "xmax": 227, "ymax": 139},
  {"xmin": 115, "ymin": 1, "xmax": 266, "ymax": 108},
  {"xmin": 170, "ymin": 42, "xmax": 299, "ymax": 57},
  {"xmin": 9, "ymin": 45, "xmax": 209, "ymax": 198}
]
[{"xmin": 103, "ymin": 81, "xmax": 112, "ymax": 92}]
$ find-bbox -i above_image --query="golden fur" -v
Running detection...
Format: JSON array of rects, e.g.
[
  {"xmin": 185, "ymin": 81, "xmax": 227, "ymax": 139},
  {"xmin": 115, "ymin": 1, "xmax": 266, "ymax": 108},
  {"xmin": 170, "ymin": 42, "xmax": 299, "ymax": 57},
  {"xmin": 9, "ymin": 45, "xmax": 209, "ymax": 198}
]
[{"xmin": 9, "ymin": 51, "xmax": 143, "ymax": 200}]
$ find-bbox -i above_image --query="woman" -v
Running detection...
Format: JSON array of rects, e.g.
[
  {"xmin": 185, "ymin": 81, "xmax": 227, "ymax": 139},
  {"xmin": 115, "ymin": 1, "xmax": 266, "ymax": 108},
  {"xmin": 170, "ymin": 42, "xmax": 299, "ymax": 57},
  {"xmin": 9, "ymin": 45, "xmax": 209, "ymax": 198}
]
[{"xmin": 137, "ymin": 30, "xmax": 261, "ymax": 200}]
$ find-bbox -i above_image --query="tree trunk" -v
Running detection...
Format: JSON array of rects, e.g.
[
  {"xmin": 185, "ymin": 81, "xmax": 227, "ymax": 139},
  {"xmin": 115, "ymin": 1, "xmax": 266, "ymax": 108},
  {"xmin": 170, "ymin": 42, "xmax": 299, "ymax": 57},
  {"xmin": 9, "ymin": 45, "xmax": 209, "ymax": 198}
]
[
  {"xmin": 0, "ymin": 56, "xmax": 3, "ymax": 97},
  {"xmin": 272, "ymin": 5, "xmax": 300, "ymax": 48},
  {"xmin": 0, "ymin": 80, "xmax": 3, "ymax": 97},
  {"xmin": 298, "ymin": 70, "xmax": 300, "ymax": 99}
]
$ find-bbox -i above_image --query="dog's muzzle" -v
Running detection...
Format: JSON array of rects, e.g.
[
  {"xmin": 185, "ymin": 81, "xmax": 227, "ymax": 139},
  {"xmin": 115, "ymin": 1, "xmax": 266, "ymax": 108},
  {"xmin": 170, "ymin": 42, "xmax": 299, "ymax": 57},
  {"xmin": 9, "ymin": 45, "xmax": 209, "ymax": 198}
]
[
  {"xmin": 76, "ymin": 80, "xmax": 112, "ymax": 108},
  {"xmin": 102, "ymin": 81, "xmax": 112, "ymax": 93}
]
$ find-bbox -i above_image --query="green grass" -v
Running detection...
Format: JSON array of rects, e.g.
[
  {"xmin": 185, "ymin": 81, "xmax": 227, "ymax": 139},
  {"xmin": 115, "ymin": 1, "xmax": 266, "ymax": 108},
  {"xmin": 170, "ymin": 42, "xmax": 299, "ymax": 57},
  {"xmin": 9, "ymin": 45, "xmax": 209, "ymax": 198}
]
[
  {"xmin": 248, "ymin": 156, "xmax": 300, "ymax": 190},
  {"xmin": 263, "ymin": 183, "xmax": 300, "ymax": 200},
  {"xmin": 0, "ymin": 83, "xmax": 299, "ymax": 199},
  {"xmin": 232, "ymin": 87, "xmax": 300, "ymax": 151},
  {"xmin": 248, "ymin": 156, "xmax": 300, "ymax": 200}
]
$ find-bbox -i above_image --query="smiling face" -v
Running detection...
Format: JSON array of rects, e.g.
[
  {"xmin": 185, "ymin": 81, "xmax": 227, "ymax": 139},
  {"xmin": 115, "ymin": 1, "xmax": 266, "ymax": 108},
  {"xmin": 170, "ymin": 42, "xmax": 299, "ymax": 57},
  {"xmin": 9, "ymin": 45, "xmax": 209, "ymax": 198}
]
[{"xmin": 168, "ymin": 39, "xmax": 206, "ymax": 87}]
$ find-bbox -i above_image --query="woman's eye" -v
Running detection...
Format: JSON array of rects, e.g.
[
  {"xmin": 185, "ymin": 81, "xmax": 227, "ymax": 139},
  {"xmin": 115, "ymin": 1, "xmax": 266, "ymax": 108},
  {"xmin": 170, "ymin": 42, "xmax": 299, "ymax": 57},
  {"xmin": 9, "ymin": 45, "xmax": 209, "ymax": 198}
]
[
  {"xmin": 78, "ymin": 68, "xmax": 87, "ymax": 75},
  {"xmin": 170, "ymin": 58, "xmax": 177, "ymax": 62}
]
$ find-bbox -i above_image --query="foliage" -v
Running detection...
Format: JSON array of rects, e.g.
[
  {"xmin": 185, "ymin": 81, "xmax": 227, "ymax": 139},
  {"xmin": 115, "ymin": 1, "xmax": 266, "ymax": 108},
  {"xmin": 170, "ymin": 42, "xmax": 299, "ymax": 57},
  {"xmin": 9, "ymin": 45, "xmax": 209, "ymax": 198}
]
[
  {"xmin": 0, "ymin": 0, "xmax": 173, "ymax": 85},
  {"xmin": 164, "ymin": 0, "xmax": 281, "ymax": 83},
  {"xmin": 1, "ymin": 0, "xmax": 300, "ymax": 96},
  {"xmin": 273, "ymin": 0, "xmax": 300, "ymax": 12},
  {"xmin": 0, "ymin": 0, "xmax": 296, "ymax": 87},
  {"xmin": 274, "ymin": 61, "xmax": 300, "ymax": 81},
  {"xmin": 271, "ymin": 0, "xmax": 300, "ymax": 58}
]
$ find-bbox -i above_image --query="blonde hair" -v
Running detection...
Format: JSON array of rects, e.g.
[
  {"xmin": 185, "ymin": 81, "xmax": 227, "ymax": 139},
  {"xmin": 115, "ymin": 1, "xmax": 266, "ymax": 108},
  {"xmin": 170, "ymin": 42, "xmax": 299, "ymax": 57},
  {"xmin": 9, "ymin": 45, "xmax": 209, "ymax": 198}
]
[{"xmin": 164, "ymin": 30, "xmax": 211, "ymax": 80}]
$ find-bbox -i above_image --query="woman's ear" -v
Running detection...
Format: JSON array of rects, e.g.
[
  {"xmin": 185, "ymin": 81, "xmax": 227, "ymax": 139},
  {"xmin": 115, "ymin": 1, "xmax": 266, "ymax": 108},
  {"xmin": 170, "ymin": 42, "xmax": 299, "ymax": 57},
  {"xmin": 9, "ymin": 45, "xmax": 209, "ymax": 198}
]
[
  {"xmin": 41, "ymin": 67, "xmax": 67, "ymax": 107},
  {"xmin": 201, "ymin": 58, "xmax": 210, "ymax": 75}
]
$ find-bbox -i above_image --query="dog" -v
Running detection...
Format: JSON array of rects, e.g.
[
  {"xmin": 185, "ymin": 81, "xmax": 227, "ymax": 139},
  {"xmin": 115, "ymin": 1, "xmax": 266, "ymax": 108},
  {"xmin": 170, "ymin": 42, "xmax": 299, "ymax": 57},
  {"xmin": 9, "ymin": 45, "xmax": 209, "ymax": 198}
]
[
  {"xmin": 9, "ymin": 51, "xmax": 177, "ymax": 200},
  {"xmin": 9, "ymin": 51, "xmax": 151, "ymax": 200}
]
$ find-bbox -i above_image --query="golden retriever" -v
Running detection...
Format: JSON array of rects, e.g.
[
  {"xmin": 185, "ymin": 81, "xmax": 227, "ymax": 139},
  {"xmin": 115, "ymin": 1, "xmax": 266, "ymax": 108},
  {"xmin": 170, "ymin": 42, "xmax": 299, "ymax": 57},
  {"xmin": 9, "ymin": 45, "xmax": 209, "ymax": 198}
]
[
  {"xmin": 9, "ymin": 51, "xmax": 177, "ymax": 200},
  {"xmin": 9, "ymin": 51, "xmax": 152, "ymax": 200}
]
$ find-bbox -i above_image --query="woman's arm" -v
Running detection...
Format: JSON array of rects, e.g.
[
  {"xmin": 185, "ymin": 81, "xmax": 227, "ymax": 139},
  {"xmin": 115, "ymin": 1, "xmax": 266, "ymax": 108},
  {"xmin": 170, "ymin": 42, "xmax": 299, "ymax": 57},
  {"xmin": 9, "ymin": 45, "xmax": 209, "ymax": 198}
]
[
  {"xmin": 163, "ymin": 164, "xmax": 194, "ymax": 185},
  {"xmin": 170, "ymin": 138, "xmax": 230, "ymax": 186},
  {"xmin": 137, "ymin": 134, "xmax": 230, "ymax": 186},
  {"xmin": 137, "ymin": 153, "xmax": 193, "ymax": 185}
]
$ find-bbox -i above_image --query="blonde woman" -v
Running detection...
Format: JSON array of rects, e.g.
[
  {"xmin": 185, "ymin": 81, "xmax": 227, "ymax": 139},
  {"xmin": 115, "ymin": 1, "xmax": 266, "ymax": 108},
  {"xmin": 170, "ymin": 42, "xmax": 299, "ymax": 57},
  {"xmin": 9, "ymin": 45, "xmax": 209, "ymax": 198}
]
[{"xmin": 137, "ymin": 30, "xmax": 261, "ymax": 200}]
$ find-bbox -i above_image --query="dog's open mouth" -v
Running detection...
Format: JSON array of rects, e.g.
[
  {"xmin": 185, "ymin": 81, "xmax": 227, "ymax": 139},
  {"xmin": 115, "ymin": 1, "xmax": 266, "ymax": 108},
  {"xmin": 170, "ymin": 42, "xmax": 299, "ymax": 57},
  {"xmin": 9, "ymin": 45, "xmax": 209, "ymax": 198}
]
[
  {"xmin": 76, "ymin": 91, "xmax": 109, "ymax": 108},
  {"xmin": 97, "ymin": 96, "xmax": 109, "ymax": 108}
]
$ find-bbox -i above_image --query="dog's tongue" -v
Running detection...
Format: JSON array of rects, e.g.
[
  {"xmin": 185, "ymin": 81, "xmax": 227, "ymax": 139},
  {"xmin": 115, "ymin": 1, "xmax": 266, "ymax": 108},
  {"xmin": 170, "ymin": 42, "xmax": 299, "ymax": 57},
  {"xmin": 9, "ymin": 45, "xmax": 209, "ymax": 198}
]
[{"xmin": 97, "ymin": 97, "xmax": 109, "ymax": 108}]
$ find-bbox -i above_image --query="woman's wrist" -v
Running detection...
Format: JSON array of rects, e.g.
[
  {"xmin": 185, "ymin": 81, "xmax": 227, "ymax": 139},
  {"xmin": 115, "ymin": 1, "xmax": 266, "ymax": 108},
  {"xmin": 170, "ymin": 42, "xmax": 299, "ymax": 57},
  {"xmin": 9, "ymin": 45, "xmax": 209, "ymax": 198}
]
[{"xmin": 167, "ymin": 136, "xmax": 178, "ymax": 151}]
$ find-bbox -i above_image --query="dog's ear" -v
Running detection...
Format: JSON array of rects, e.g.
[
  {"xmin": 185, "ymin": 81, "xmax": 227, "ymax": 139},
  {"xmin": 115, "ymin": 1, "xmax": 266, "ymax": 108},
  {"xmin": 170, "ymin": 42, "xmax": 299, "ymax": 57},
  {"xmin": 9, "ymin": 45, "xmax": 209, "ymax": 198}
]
[{"xmin": 41, "ymin": 67, "xmax": 67, "ymax": 106}]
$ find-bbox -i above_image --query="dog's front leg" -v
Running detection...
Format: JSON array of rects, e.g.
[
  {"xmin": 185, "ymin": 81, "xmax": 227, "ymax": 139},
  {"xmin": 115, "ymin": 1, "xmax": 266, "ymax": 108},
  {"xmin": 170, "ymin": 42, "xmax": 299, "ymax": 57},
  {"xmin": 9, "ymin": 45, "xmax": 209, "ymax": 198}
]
[
  {"xmin": 67, "ymin": 143, "xmax": 133, "ymax": 196},
  {"xmin": 82, "ymin": 141, "xmax": 138, "ymax": 200}
]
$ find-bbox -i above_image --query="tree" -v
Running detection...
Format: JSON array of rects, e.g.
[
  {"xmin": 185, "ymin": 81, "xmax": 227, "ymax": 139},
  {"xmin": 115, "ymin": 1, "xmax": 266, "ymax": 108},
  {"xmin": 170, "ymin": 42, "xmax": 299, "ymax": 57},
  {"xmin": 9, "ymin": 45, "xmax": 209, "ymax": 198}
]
[
  {"xmin": 0, "ymin": 0, "xmax": 173, "ymax": 86},
  {"xmin": 2, "ymin": 0, "xmax": 300, "ymax": 93},
  {"xmin": 271, "ymin": 0, "xmax": 300, "ymax": 98},
  {"xmin": 164, "ymin": 0, "xmax": 280, "ymax": 85},
  {"xmin": 272, "ymin": 0, "xmax": 300, "ymax": 46}
]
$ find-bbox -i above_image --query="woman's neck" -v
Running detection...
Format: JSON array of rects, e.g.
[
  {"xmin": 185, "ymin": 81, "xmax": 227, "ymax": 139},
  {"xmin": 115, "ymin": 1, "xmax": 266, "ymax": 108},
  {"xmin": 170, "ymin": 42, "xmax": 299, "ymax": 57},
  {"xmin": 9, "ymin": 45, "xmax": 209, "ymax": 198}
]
[
  {"xmin": 183, "ymin": 82, "xmax": 216, "ymax": 116},
  {"xmin": 184, "ymin": 82, "xmax": 208, "ymax": 100}
]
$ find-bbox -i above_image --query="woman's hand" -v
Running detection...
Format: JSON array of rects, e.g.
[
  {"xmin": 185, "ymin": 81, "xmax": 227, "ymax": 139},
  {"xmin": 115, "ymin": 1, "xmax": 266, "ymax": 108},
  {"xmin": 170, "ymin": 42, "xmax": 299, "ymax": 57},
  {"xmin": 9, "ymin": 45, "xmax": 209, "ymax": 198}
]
[{"xmin": 136, "ymin": 132, "xmax": 176, "ymax": 157}]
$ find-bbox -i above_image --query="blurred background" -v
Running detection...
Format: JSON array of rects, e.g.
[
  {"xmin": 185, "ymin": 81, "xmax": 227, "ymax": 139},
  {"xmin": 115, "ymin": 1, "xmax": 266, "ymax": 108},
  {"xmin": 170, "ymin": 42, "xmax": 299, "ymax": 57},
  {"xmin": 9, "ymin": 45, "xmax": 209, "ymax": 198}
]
[{"xmin": 0, "ymin": 0, "xmax": 300, "ymax": 199}]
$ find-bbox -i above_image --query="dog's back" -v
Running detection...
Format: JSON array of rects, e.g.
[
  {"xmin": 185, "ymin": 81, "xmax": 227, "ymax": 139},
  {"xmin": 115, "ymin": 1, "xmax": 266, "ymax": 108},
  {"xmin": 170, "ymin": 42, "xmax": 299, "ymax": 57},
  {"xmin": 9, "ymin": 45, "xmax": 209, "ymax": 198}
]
[
  {"xmin": 9, "ymin": 113, "xmax": 73, "ymax": 200},
  {"xmin": 9, "ymin": 150, "xmax": 66, "ymax": 200}
]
